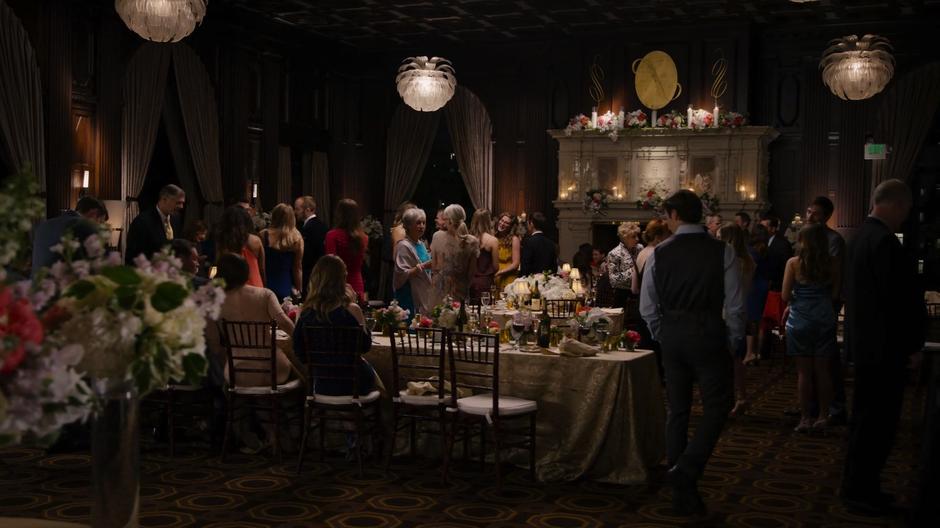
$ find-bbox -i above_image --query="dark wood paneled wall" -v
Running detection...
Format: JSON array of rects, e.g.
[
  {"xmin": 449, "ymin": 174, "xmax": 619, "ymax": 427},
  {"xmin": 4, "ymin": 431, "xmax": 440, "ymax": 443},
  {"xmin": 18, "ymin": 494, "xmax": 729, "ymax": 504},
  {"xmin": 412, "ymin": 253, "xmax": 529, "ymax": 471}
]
[{"xmin": 7, "ymin": 0, "xmax": 940, "ymax": 233}]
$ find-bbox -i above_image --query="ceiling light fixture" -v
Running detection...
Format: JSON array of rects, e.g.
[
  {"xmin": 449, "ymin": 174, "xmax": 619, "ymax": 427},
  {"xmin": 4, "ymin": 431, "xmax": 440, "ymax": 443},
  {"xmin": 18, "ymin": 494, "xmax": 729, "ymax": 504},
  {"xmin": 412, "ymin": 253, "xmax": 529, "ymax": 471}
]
[
  {"xmin": 115, "ymin": 0, "xmax": 207, "ymax": 43},
  {"xmin": 820, "ymin": 34, "xmax": 894, "ymax": 101},
  {"xmin": 395, "ymin": 56, "xmax": 457, "ymax": 112}
]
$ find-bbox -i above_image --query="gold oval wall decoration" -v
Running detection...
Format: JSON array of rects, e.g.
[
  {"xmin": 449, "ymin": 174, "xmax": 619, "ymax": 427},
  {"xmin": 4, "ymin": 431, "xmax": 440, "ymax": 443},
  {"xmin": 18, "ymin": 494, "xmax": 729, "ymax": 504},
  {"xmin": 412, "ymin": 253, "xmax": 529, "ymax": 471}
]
[{"xmin": 632, "ymin": 51, "xmax": 682, "ymax": 110}]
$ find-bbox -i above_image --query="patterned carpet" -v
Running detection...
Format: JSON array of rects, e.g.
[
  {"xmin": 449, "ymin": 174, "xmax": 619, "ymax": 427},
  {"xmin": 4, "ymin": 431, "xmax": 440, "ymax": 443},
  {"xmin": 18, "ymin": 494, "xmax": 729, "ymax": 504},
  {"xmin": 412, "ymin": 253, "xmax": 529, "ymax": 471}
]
[{"xmin": 0, "ymin": 362, "xmax": 926, "ymax": 527}]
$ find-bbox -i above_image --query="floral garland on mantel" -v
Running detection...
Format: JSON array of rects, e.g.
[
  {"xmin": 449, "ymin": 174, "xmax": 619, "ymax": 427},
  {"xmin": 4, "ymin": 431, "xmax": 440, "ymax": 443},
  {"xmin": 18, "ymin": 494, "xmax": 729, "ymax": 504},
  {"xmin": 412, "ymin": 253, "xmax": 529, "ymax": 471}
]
[{"xmin": 565, "ymin": 109, "xmax": 749, "ymax": 141}]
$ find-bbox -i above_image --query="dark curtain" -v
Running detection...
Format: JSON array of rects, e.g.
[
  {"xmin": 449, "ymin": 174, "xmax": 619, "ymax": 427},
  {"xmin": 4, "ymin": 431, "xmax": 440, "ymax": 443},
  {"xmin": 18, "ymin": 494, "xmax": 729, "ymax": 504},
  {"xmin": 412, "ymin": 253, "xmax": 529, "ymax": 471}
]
[
  {"xmin": 872, "ymin": 63, "xmax": 940, "ymax": 192},
  {"xmin": 0, "ymin": 0, "xmax": 45, "ymax": 192},
  {"xmin": 444, "ymin": 87, "xmax": 494, "ymax": 211},
  {"xmin": 172, "ymin": 44, "xmax": 225, "ymax": 226},
  {"xmin": 122, "ymin": 43, "xmax": 171, "ymax": 252},
  {"xmin": 383, "ymin": 105, "xmax": 440, "ymax": 225},
  {"xmin": 161, "ymin": 83, "xmax": 201, "ymax": 230}
]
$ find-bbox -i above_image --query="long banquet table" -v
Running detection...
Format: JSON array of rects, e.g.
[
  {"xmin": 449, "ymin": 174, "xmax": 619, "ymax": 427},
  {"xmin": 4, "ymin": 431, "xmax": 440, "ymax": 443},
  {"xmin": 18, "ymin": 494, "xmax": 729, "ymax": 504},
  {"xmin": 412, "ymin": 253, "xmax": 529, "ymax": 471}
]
[{"xmin": 365, "ymin": 336, "xmax": 665, "ymax": 484}]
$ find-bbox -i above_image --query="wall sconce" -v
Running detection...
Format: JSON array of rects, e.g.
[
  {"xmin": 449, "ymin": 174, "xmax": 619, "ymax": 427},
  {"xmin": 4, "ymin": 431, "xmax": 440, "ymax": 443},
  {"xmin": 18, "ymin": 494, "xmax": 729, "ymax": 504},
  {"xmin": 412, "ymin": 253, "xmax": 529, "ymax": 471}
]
[{"xmin": 72, "ymin": 163, "xmax": 92, "ymax": 197}]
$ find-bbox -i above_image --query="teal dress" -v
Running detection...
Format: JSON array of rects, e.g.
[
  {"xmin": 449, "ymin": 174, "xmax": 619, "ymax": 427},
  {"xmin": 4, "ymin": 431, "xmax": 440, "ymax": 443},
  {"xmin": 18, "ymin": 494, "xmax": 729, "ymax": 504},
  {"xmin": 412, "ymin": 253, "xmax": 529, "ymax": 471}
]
[
  {"xmin": 394, "ymin": 242, "xmax": 430, "ymax": 315},
  {"xmin": 785, "ymin": 281, "xmax": 836, "ymax": 358}
]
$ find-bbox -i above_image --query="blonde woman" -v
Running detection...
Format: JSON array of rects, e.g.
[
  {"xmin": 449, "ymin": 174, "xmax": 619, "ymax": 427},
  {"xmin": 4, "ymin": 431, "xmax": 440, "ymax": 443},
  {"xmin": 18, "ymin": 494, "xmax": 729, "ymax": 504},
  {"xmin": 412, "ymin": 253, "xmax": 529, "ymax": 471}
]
[
  {"xmin": 493, "ymin": 212, "xmax": 521, "ymax": 291},
  {"xmin": 293, "ymin": 255, "xmax": 374, "ymax": 396},
  {"xmin": 260, "ymin": 203, "xmax": 304, "ymax": 301},
  {"xmin": 469, "ymin": 209, "xmax": 499, "ymax": 300},
  {"xmin": 430, "ymin": 204, "xmax": 480, "ymax": 300},
  {"xmin": 606, "ymin": 221, "xmax": 643, "ymax": 308}
]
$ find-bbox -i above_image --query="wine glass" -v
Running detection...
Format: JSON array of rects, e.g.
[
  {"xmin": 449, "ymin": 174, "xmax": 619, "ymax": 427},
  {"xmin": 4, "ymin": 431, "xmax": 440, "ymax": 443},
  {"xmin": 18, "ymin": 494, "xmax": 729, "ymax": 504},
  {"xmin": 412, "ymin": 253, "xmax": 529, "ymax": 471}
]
[
  {"xmin": 364, "ymin": 314, "xmax": 377, "ymax": 342},
  {"xmin": 510, "ymin": 314, "xmax": 526, "ymax": 350},
  {"xmin": 595, "ymin": 320, "xmax": 610, "ymax": 351},
  {"xmin": 480, "ymin": 291, "xmax": 491, "ymax": 309}
]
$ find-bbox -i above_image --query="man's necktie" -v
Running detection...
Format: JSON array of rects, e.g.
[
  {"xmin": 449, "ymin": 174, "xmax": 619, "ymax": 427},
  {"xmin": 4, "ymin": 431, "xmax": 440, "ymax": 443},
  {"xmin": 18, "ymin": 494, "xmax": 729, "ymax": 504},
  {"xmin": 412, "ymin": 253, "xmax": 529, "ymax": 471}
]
[{"xmin": 164, "ymin": 215, "xmax": 174, "ymax": 240}]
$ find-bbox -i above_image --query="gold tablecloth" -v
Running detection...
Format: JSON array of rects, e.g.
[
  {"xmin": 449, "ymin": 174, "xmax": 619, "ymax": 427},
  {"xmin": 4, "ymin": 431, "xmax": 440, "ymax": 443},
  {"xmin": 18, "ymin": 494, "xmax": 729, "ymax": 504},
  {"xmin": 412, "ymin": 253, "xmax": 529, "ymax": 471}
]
[{"xmin": 366, "ymin": 336, "xmax": 665, "ymax": 484}]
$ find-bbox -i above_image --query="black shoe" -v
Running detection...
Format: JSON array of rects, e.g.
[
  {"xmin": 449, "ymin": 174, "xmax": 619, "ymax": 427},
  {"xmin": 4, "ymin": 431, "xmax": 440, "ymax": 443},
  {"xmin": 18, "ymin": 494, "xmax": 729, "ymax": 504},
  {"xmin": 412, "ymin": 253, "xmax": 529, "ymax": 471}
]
[{"xmin": 666, "ymin": 466, "xmax": 706, "ymax": 516}]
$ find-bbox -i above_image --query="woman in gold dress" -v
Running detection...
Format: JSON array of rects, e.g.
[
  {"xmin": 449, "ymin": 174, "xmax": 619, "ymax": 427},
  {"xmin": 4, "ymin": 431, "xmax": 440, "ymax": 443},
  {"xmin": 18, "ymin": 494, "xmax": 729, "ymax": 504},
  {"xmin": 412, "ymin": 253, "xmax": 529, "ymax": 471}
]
[{"xmin": 493, "ymin": 212, "xmax": 521, "ymax": 291}]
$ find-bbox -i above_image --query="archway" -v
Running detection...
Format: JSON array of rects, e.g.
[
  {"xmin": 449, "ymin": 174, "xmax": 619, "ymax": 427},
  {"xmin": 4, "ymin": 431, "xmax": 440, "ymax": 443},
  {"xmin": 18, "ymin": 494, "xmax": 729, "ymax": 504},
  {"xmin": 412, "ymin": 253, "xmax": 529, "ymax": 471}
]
[{"xmin": 121, "ymin": 42, "xmax": 224, "ymax": 252}]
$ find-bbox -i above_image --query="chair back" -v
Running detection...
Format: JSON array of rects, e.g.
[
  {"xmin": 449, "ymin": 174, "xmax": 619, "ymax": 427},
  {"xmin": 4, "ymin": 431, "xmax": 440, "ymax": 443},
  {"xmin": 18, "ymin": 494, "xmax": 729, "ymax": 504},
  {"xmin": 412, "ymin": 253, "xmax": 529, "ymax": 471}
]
[
  {"xmin": 389, "ymin": 328, "xmax": 446, "ymax": 400},
  {"xmin": 217, "ymin": 319, "xmax": 279, "ymax": 391},
  {"xmin": 544, "ymin": 299, "xmax": 578, "ymax": 320},
  {"xmin": 301, "ymin": 325, "xmax": 368, "ymax": 398},
  {"xmin": 446, "ymin": 331, "xmax": 500, "ymax": 415}
]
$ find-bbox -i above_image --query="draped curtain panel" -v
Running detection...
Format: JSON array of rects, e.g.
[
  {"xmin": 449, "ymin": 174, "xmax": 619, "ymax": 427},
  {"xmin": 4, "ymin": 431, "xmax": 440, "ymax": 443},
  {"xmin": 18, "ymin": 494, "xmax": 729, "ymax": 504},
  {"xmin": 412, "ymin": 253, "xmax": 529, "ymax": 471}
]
[
  {"xmin": 0, "ymin": 0, "xmax": 45, "ymax": 192},
  {"xmin": 122, "ymin": 43, "xmax": 171, "ymax": 252},
  {"xmin": 383, "ymin": 105, "xmax": 440, "ymax": 225},
  {"xmin": 308, "ymin": 150, "xmax": 331, "ymax": 226},
  {"xmin": 172, "ymin": 44, "xmax": 225, "ymax": 226},
  {"xmin": 872, "ymin": 63, "xmax": 940, "ymax": 192},
  {"xmin": 444, "ymin": 87, "xmax": 494, "ymax": 211},
  {"xmin": 161, "ymin": 85, "xmax": 201, "ymax": 230}
]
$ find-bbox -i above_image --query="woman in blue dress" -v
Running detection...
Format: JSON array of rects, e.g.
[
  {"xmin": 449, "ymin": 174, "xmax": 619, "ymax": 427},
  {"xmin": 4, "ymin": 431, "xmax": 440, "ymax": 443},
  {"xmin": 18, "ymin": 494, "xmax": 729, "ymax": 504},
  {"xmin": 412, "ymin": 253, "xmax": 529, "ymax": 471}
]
[
  {"xmin": 782, "ymin": 223, "xmax": 840, "ymax": 433},
  {"xmin": 744, "ymin": 224, "xmax": 771, "ymax": 365},
  {"xmin": 392, "ymin": 207, "xmax": 434, "ymax": 316},
  {"xmin": 261, "ymin": 203, "xmax": 304, "ymax": 302}
]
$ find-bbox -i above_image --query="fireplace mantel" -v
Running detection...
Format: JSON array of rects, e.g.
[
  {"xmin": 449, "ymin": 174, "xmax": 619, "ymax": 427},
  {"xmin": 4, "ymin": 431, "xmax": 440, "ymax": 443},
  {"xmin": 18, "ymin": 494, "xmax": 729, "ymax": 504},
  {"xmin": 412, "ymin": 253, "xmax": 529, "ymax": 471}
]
[{"xmin": 548, "ymin": 126, "xmax": 779, "ymax": 260}]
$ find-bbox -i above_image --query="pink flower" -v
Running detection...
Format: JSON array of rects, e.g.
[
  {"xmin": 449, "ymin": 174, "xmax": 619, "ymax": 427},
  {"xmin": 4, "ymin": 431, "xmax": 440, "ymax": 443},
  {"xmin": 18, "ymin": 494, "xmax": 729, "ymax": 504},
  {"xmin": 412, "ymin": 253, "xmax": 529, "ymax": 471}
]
[
  {"xmin": 625, "ymin": 330, "xmax": 641, "ymax": 344},
  {"xmin": 419, "ymin": 316, "xmax": 433, "ymax": 328},
  {"xmin": 0, "ymin": 286, "xmax": 44, "ymax": 374}
]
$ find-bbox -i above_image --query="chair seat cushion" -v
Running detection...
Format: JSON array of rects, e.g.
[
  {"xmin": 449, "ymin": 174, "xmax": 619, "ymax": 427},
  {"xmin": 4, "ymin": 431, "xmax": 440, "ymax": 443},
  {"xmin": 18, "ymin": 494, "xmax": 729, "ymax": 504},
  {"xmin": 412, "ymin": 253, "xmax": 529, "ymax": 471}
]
[
  {"xmin": 397, "ymin": 389, "xmax": 443, "ymax": 406},
  {"xmin": 232, "ymin": 378, "xmax": 302, "ymax": 395},
  {"xmin": 457, "ymin": 393, "xmax": 537, "ymax": 417},
  {"xmin": 308, "ymin": 390, "xmax": 381, "ymax": 406}
]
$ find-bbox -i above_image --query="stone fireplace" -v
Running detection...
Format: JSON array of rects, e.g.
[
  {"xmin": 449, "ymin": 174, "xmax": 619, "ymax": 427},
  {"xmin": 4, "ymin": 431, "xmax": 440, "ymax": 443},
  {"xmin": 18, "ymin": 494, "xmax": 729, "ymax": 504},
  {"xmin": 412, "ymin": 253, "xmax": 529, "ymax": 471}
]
[{"xmin": 549, "ymin": 126, "xmax": 779, "ymax": 260}]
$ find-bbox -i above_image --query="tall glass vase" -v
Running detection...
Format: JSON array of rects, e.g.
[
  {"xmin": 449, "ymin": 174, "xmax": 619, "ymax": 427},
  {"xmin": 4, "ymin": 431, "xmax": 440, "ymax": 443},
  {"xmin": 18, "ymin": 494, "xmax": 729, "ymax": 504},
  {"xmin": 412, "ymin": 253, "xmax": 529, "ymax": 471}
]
[{"xmin": 92, "ymin": 379, "xmax": 140, "ymax": 528}]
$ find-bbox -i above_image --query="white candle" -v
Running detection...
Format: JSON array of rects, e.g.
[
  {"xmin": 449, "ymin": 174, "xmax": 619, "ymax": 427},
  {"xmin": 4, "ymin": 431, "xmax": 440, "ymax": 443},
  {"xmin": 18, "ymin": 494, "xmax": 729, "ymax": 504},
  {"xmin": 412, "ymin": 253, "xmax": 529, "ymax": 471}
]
[
  {"xmin": 712, "ymin": 105, "xmax": 720, "ymax": 128},
  {"xmin": 82, "ymin": 170, "xmax": 89, "ymax": 189},
  {"xmin": 591, "ymin": 107, "xmax": 598, "ymax": 128},
  {"xmin": 252, "ymin": 183, "xmax": 258, "ymax": 199},
  {"xmin": 651, "ymin": 109, "xmax": 657, "ymax": 127},
  {"xmin": 618, "ymin": 107, "xmax": 625, "ymax": 126},
  {"xmin": 687, "ymin": 105, "xmax": 693, "ymax": 128}
]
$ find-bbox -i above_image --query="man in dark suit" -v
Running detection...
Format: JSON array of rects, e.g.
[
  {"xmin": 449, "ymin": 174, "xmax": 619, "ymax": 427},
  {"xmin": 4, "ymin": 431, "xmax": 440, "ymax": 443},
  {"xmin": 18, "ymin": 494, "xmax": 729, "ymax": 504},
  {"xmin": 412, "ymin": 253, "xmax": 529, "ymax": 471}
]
[
  {"xmin": 519, "ymin": 212, "xmax": 557, "ymax": 276},
  {"xmin": 640, "ymin": 190, "xmax": 745, "ymax": 516},
  {"xmin": 761, "ymin": 215, "xmax": 793, "ymax": 291},
  {"xmin": 294, "ymin": 195, "xmax": 328, "ymax": 296},
  {"xmin": 31, "ymin": 196, "xmax": 108, "ymax": 276},
  {"xmin": 125, "ymin": 184, "xmax": 185, "ymax": 264},
  {"xmin": 841, "ymin": 179, "xmax": 925, "ymax": 516}
]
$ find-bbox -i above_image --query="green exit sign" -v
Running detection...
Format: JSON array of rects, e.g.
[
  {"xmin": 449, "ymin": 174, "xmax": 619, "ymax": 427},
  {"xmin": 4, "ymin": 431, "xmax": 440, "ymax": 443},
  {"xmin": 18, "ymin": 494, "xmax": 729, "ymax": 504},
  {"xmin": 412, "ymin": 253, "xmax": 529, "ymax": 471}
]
[{"xmin": 865, "ymin": 143, "xmax": 887, "ymax": 160}]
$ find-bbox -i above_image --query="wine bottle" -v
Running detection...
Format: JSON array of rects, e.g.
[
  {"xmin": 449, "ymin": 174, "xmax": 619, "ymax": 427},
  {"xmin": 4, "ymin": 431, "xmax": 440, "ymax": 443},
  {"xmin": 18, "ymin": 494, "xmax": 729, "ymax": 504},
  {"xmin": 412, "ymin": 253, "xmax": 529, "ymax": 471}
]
[
  {"xmin": 537, "ymin": 304, "xmax": 551, "ymax": 348},
  {"xmin": 457, "ymin": 299, "xmax": 468, "ymax": 332},
  {"xmin": 531, "ymin": 281, "xmax": 541, "ymax": 311}
]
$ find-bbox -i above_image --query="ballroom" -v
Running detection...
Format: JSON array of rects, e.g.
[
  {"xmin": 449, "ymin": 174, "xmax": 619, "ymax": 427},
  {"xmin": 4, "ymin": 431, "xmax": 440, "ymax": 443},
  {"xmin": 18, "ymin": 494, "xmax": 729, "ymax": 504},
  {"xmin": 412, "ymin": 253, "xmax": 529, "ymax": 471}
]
[{"xmin": 1, "ymin": 0, "xmax": 938, "ymax": 526}]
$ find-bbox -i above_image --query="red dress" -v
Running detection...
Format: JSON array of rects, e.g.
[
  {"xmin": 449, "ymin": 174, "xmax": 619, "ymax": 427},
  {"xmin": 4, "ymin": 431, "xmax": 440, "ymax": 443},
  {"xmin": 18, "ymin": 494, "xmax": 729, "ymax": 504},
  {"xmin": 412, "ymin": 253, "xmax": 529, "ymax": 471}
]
[
  {"xmin": 325, "ymin": 229, "xmax": 368, "ymax": 300},
  {"xmin": 241, "ymin": 246, "xmax": 264, "ymax": 288}
]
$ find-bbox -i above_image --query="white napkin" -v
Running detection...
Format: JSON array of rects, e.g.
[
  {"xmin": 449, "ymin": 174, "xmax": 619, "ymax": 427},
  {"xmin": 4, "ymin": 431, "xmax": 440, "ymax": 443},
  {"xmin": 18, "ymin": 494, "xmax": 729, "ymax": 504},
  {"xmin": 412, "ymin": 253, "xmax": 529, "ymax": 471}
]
[{"xmin": 558, "ymin": 337, "xmax": 600, "ymax": 357}]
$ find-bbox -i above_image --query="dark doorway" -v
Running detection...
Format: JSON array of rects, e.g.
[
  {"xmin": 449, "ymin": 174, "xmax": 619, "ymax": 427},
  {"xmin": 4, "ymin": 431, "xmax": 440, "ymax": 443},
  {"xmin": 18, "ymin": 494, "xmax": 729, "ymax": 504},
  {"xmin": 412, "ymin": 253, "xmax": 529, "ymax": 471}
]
[
  {"xmin": 411, "ymin": 124, "xmax": 473, "ymax": 235},
  {"xmin": 139, "ymin": 122, "xmax": 182, "ymax": 215}
]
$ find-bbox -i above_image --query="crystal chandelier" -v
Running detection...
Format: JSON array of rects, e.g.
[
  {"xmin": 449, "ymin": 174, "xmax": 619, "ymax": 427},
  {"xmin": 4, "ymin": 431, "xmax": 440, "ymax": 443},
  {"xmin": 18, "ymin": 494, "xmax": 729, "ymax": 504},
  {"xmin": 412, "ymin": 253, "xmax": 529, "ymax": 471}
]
[
  {"xmin": 395, "ymin": 56, "xmax": 457, "ymax": 112},
  {"xmin": 819, "ymin": 34, "xmax": 895, "ymax": 101},
  {"xmin": 115, "ymin": 0, "xmax": 207, "ymax": 43}
]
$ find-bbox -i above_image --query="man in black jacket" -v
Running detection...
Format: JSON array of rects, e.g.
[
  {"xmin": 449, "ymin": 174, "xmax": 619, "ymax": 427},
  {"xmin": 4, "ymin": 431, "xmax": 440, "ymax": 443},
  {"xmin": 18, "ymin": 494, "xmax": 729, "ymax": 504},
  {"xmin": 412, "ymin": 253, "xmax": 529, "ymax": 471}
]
[
  {"xmin": 125, "ymin": 184, "xmax": 184, "ymax": 264},
  {"xmin": 841, "ymin": 179, "xmax": 925, "ymax": 516},
  {"xmin": 519, "ymin": 212, "xmax": 557, "ymax": 276},
  {"xmin": 294, "ymin": 195, "xmax": 328, "ymax": 296},
  {"xmin": 762, "ymin": 215, "xmax": 792, "ymax": 291}
]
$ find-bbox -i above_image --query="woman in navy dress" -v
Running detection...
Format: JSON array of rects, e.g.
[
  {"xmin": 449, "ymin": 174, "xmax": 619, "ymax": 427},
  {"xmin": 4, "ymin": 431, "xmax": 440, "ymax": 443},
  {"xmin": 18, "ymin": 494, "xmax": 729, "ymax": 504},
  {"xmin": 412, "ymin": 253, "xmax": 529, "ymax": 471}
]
[
  {"xmin": 744, "ymin": 224, "xmax": 771, "ymax": 365},
  {"xmin": 782, "ymin": 224, "xmax": 840, "ymax": 433},
  {"xmin": 292, "ymin": 255, "xmax": 375, "ymax": 396},
  {"xmin": 260, "ymin": 204, "xmax": 304, "ymax": 302}
]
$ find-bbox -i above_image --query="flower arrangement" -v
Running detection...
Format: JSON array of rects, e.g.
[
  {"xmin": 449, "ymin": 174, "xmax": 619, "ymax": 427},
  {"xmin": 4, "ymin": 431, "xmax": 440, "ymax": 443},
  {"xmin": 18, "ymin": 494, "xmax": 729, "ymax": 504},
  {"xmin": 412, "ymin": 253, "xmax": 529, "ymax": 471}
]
[
  {"xmin": 583, "ymin": 189, "xmax": 610, "ymax": 216},
  {"xmin": 426, "ymin": 299, "xmax": 461, "ymax": 329},
  {"xmin": 689, "ymin": 108, "xmax": 714, "ymax": 130},
  {"xmin": 13, "ymin": 230, "xmax": 224, "ymax": 402},
  {"xmin": 360, "ymin": 215, "xmax": 384, "ymax": 242},
  {"xmin": 622, "ymin": 329, "xmax": 642, "ymax": 351},
  {"xmin": 564, "ymin": 114, "xmax": 592, "ymax": 134},
  {"xmin": 485, "ymin": 320, "xmax": 501, "ymax": 335},
  {"xmin": 0, "ymin": 166, "xmax": 45, "ymax": 278},
  {"xmin": 503, "ymin": 274, "xmax": 576, "ymax": 300},
  {"xmin": 410, "ymin": 314, "xmax": 434, "ymax": 329},
  {"xmin": 251, "ymin": 210, "xmax": 271, "ymax": 232},
  {"xmin": 281, "ymin": 298, "xmax": 300, "ymax": 322},
  {"xmin": 656, "ymin": 111, "xmax": 685, "ymax": 129},
  {"xmin": 636, "ymin": 183, "xmax": 669, "ymax": 213},
  {"xmin": 624, "ymin": 110, "xmax": 649, "ymax": 128},
  {"xmin": 719, "ymin": 111, "xmax": 747, "ymax": 128},
  {"xmin": 699, "ymin": 192, "xmax": 721, "ymax": 216},
  {"xmin": 375, "ymin": 300, "xmax": 410, "ymax": 331}
]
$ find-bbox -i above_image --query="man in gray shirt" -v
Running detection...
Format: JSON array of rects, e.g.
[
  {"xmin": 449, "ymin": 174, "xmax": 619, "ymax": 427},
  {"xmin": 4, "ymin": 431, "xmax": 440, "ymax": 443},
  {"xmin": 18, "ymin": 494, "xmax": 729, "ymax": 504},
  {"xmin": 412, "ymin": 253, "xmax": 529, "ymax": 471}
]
[{"xmin": 640, "ymin": 190, "xmax": 746, "ymax": 516}]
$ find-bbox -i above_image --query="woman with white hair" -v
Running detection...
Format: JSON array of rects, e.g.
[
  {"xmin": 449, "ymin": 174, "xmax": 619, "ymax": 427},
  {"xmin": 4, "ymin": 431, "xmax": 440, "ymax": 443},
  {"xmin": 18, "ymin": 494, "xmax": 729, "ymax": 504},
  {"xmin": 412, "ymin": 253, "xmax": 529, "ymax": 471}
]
[
  {"xmin": 430, "ymin": 203, "xmax": 480, "ymax": 300},
  {"xmin": 393, "ymin": 207, "xmax": 434, "ymax": 315},
  {"xmin": 606, "ymin": 221, "xmax": 643, "ymax": 309}
]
